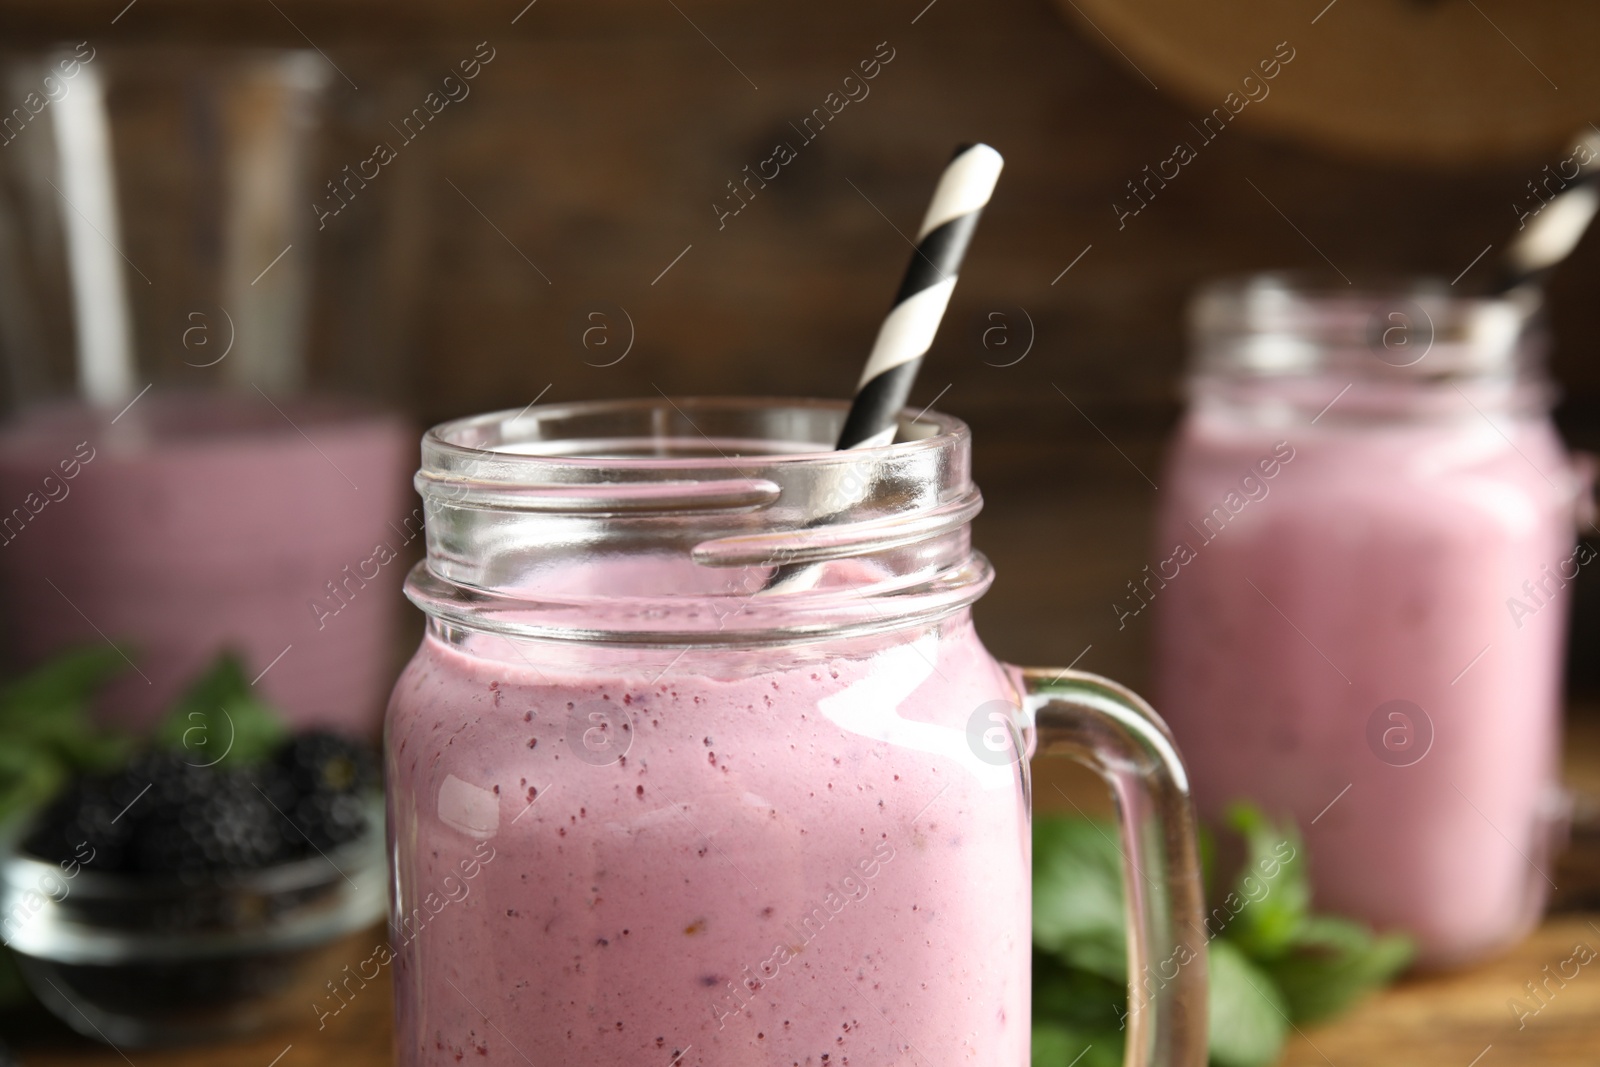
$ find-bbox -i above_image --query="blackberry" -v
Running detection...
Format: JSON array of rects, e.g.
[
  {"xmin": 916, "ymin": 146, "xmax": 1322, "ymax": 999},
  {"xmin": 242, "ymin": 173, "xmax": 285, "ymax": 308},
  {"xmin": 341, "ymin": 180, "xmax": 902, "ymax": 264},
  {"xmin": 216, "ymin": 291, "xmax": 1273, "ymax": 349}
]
[
  {"xmin": 273, "ymin": 732, "xmax": 380, "ymax": 798},
  {"xmin": 131, "ymin": 771, "xmax": 293, "ymax": 874},
  {"xmin": 22, "ymin": 775, "xmax": 137, "ymax": 871},
  {"xmin": 288, "ymin": 789, "xmax": 369, "ymax": 850},
  {"xmin": 22, "ymin": 732, "xmax": 378, "ymax": 877}
]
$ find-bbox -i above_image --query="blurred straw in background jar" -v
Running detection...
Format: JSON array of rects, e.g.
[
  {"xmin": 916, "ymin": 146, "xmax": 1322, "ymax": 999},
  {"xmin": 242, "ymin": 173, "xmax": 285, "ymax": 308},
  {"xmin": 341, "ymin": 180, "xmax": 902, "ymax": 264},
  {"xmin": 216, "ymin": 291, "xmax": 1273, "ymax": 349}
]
[{"xmin": 0, "ymin": 46, "xmax": 414, "ymax": 736}]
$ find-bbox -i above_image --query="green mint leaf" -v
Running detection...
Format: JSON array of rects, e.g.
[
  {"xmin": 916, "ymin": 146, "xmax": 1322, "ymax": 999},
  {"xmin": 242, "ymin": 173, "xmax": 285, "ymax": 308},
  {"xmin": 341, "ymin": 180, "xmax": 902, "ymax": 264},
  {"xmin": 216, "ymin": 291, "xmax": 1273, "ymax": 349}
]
[
  {"xmin": 1031, "ymin": 1020, "xmax": 1123, "ymax": 1067},
  {"xmin": 1034, "ymin": 950, "xmax": 1128, "ymax": 1031},
  {"xmin": 0, "ymin": 743, "xmax": 69, "ymax": 826},
  {"xmin": 1221, "ymin": 803, "xmax": 1309, "ymax": 959},
  {"xmin": 44, "ymin": 727, "xmax": 130, "ymax": 772},
  {"xmin": 1033, "ymin": 815, "xmax": 1129, "ymax": 982},
  {"xmin": 1263, "ymin": 915, "xmax": 1414, "ymax": 1023},
  {"xmin": 1208, "ymin": 937, "xmax": 1291, "ymax": 1067},
  {"xmin": 154, "ymin": 652, "xmax": 287, "ymax": 767},
  {"xmin": 1034, "ymin": 811, "xmax": 1411, "ymax": 1067},
  {"xmin": 0, "ymin": 645, "xmax": 127, "ymax": 730},
  {"xmin": 0, "ymin": 646, "xmax": 130, "ymax": 781}
]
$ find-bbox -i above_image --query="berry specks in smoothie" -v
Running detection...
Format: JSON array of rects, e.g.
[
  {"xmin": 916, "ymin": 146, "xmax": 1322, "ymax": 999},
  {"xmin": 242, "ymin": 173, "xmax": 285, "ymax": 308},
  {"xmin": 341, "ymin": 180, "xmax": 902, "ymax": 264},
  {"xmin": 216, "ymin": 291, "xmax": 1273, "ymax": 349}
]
[
  {"xmin": 527, "ymin": 737, "xmax": 538, "ymax": 748},
  {"xmin": 761, "ymin": 906, "xmax": 775, "ymax": 918},
  {"xmin": 636, "ymin": 785, "xmax": 645, "ymax": 798},
  {"xmin": 698, "ymin": 974, "xmax": 720, "ymax": 987},
  {"xmin": 684, "ymin": 918, "xmax": 706, "ymax": 935}
]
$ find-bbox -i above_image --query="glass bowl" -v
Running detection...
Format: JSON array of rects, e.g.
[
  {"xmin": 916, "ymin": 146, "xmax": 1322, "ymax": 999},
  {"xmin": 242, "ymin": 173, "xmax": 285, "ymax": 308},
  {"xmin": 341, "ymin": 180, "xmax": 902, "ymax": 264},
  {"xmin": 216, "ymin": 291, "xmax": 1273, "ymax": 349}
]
[{"xmin": 0, "ymin": 798, "xmax": 386, "ymax": 1047}]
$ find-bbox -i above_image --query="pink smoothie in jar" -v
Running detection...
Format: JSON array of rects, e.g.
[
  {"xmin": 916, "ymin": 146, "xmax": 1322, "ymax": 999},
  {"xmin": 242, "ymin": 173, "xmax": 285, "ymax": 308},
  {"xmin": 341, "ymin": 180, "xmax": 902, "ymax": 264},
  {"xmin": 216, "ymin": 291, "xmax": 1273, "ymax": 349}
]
[
  {"xmin": 384, "ymin": 398, "xmax": 1209, "ymax": 1067},
  {"xmin": 0, "ymin": 392, "xmax": 415, "ymax": 734},
  {"xmin": 387, "ymin": 617, "xmax": 1030, "ymax": 1065},
  {"xmin": 1152, "ymin": 278, "xmax": 1583, "ymax": 967}
]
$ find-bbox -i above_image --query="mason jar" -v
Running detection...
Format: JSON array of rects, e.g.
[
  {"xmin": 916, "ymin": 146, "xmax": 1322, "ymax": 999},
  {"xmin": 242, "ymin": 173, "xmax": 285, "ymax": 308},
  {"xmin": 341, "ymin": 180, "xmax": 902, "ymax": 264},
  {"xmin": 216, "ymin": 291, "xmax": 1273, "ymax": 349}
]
[
  {"xmin": 0, "ymin": 44, "xmax": 418, "ymax": 734},
  {"xmin": 1152, "ymin": 275, "xmax": 1586, "ymax": 967},
  {"xmin": 385, "ymin": 398, "xmax": 1208, "ymax": 1066}
]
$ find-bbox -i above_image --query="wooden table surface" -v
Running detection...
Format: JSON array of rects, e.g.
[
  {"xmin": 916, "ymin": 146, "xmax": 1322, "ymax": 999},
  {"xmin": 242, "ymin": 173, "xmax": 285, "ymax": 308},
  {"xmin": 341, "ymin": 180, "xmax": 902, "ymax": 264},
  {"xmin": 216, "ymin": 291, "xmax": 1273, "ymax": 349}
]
[
  {"xmin": 14, "ymin": 720, "xmax": 1600, "ymax": 1067},
  {"xmin": 14, "ymin": 913, "xmax": 1600, "ymax": 1067}
]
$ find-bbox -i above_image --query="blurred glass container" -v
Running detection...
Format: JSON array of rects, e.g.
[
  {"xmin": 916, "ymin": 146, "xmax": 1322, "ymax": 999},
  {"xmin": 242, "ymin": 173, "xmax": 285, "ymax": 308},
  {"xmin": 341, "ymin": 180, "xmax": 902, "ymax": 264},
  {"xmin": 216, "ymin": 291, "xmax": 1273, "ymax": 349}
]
[
  {"xmin": 1151, "ymin": 275, "xmax": 1586, "ymax": 967},
  {"xmin": 0, "ymin": 45, "xmax": 418, "ymax": 734},
  {"xmin": 0, "ymin": 799, "xmax": 387, "ymax": 1046}
]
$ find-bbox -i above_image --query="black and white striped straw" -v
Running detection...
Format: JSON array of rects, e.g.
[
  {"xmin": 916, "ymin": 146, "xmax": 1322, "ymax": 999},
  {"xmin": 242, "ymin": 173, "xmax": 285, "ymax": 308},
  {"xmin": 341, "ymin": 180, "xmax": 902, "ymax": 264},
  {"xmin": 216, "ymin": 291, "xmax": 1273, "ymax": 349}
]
[
  {"xmin": 834, "ymin": 142, "xmax": 1004, "ymax": 449},
  {"xmin": 1496, "ymin": 128, "xmax": 1600, "ymax": 294},
  {"xmin": 760, "ymin": 143, "xmax": 1003, "ymax": 594}
]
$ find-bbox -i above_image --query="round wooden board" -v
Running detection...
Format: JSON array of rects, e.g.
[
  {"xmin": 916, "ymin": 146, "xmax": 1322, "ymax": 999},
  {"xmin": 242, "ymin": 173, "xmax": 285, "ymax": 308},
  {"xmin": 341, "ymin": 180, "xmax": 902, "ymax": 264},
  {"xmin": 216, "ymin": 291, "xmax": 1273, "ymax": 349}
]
[{"xmin": 1057, "ymin": 0, "xmax": 1600, "ymax": 165}]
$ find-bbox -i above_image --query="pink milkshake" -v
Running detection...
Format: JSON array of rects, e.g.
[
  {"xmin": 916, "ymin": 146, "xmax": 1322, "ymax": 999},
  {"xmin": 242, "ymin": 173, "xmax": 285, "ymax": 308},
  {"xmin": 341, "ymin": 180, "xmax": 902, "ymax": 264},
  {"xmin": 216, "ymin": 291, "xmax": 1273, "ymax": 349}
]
[
  {"xmin": 1152, "ymin": 279, "xmax": 1582, "ymax": 966},
  {"xmin": 386, "ymin": 399, "xmax": 1209, "ymax": 1067},
  {"xmin": 0, "ymin": 392, "xmax": 414, "ymax": 734},
  {"xmin": 387, "ymin": 616, "xmax": 1030, "ymax": 1065}
]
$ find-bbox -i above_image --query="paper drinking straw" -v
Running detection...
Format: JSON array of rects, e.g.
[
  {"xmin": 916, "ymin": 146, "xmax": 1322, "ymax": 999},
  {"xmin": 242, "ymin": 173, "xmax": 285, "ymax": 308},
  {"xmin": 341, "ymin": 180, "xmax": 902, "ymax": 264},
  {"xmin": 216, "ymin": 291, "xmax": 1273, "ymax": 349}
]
[
  {"xmin": 1496, "ymin": 128, "xmax": 1600, "ymax": 294},
  {"xmin": 53, "ymin": 61, "xmax": 138, "ymax": 408},
  {"xmin": 834, "ymin": 142, "xmax": 1004, "ymax": 449},
  {"xmin": 761, "ymin": 144, "xmax": 1003, "ymax": 593}
]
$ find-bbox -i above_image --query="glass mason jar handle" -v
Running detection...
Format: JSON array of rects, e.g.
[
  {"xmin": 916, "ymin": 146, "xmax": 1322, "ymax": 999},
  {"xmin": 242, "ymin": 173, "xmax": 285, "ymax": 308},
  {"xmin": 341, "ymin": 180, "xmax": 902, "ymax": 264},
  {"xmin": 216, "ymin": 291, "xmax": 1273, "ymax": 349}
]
[{"xmin": 1020, "ymin": 667, "xmax": 1208, "ymax": 1067}]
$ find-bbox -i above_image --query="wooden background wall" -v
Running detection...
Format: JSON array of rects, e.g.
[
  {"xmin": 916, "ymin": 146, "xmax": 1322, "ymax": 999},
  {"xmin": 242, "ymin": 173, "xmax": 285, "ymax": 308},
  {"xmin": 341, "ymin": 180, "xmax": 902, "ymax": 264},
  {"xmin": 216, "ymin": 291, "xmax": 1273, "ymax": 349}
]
[{"xmin": 4, "ymin": 0, "xmax": 1598, "ymax": 691}]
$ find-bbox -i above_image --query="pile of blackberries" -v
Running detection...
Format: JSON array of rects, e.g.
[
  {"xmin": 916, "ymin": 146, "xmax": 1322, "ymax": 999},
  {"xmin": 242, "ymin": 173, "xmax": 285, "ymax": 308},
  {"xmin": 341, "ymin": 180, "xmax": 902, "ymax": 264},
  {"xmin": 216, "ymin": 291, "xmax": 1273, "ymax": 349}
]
[{"xmin": 22, "ymin": 732, "xmax": 380, "ymax": 876}]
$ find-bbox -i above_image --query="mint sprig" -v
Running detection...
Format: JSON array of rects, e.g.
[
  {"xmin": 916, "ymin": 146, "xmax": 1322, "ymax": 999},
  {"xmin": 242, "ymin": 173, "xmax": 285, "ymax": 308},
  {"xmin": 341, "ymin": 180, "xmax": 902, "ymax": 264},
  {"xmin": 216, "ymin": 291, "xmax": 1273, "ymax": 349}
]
[
  {"xmin": 1260, "ymin": 915, "xmax": 1416, "ymax": 1025},
  {"xmin": 0, "ymin": 647, "xmax": 290, "ymax": 826},
  {"xmin": 0, "ymin": 646, "xmax": 131, "ymax": 824},
  {"xmin": 1206, "ymin": 939, "xmax": 1289, "ymax": 1067},
  {"xmin": 152, "ymin": 653, "xmax": 287, "ymax": 768},
  {"xmin": 1033, "ymin": 815, "xmax": 1129, "ymax": 983},
  {"xmin": 1032, "ymin": 804, "xmax": 1413, "ymax": 1067}
]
